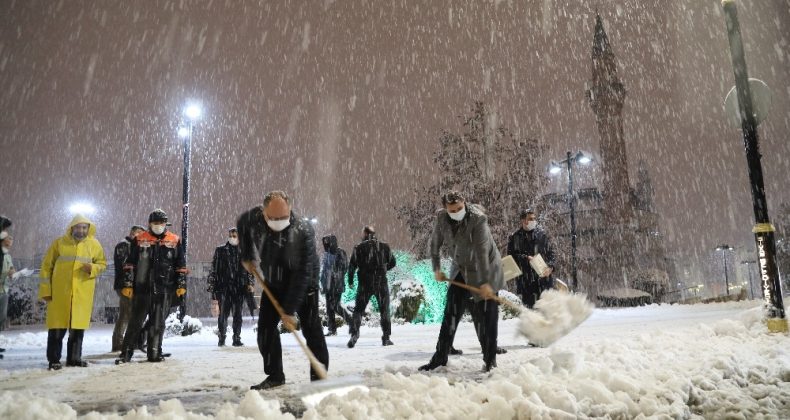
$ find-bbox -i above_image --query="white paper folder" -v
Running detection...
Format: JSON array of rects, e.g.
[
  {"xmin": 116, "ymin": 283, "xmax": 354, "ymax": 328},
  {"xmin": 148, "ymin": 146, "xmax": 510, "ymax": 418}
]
[{"xmin": 502, "ymin": 255, "xmax": 523, "ymax": 282}]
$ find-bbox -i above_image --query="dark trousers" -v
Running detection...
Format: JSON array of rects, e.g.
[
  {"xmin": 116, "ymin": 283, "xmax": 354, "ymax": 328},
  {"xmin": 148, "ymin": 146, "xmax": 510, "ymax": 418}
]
[
  {"xmin": 218, "ymin": 292, "xmax": 244, "ymax": 340},
  {"xmin": 520, "ymin": 277, "xmax": 554, "ymax": 308},
  {"xmin": 47, "ymin": 328, "xmax": 85, "ymax": 364},
  {"xmin": 121, "ymin": 291, "xmax": 171, "ymax": 360},
  {"xmin": 429, "ymin": 276, "xmax": 499, "ymax": 367},
  {"xmin": 111, "ymin": 291, "xmax": 133, "ymax": 352},
  {"xmin": 257, "ymin": 288, "xmax": 328, "ymax": 380},
  {"xmin": 245, "ymin": 291, "xmax": 258, "ymax": 317},
  {"xmin": 349, "ymin": 282, "xmax": 391, "ymax": 339},
  {"xmin": 325, "ymin": 290, "xmax": 350, "ymax": 333}
]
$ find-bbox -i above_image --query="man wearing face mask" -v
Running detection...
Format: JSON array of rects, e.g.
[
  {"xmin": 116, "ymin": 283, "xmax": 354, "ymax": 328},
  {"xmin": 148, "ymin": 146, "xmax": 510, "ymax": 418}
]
[
  {"xmin": 237, "ymin": 190, "xmax": 328, "ymax": 390},
  {"xmin": 320, "ymin": 234, "xmax": 351, "ymax": 336},
  {"xmin": 117, "ymin": 209, "xmax": 187, "ymax": 363},
  {"xmin": 208, "ymin": 228, "xmax": 254, "ymax": 347},
  {"xmin": 419, "ymin": 191, "xmax": 503, "ymax": 373},
  {"xmin": 507, "ymin": 209, "xmax": 556, "ymax": 308},
  {"xmin": 39, "ymin": 214, "xmax": 107, "ymax": 370},
  {"xmin": 347, "ymin": 226, "xmax": 396, "ymax": 348},
  {"xmin": 111, "ymin": 225, "xmax": 145, "ymax": 352}
]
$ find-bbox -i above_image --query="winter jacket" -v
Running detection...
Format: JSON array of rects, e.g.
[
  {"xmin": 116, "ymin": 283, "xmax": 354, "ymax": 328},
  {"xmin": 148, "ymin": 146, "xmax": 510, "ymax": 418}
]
[
  {"xmin": 123, "ymin": 229, "xmax": 187, "ymax": 295},
  {"xmin": 113, "ymin": 239, "xmax": 133, "ymax": 291},
  {"xmin": 38, "ymin": 215, "xmax": 107, "ymax": 329},
  {"xmin": 348, "ymin": 234, "xmax": 395, "ymax": 290},
  {"xmin": 320, "ymin": 235, "xmax": 348, "ymax": 295},
  {"xmin": 507, "ymin": 227, "xmax": 556, "ymax": 294},
  {"xmin": 208, "ymin": 242, "xmax": 254, "ymax": 297},
  {"xmin": 1, "ymin": 252, "xmax": 13, "ymax": 294},
  {"xmin": 430, "ymin": 204, "xmax": 504, "ymax": 300},
  {"xmin": 237, "ymin": 207, "xmax": 319, "ymax": 315}
]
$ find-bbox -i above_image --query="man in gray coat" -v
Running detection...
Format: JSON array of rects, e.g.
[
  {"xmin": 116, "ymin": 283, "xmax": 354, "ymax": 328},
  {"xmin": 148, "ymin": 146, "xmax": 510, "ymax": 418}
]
[{"xmin": 419, "ymin": 191, "xmax": 504, "ymax": 372}]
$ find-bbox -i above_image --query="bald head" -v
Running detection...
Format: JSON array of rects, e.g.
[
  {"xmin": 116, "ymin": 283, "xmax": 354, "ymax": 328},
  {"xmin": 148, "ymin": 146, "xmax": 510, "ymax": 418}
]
[{"xmin": 262, "ymin": 190, "xmax": 291, "ymax": 222}]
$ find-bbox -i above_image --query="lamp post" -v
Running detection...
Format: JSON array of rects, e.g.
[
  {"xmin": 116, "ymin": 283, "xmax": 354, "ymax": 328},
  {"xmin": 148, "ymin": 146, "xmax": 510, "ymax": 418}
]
[
  {"xmin": 549, "ymin": 151, "xmax": 592, "ymax": 292},
  {"xmin": 721, "ymin": 0, "xmax": 786, "ymax": 332},
  {"xmin": 715, "ymin": 244, "xmax": 734, "ymax": 296},
  {"xmin": 178, "ymin": 103, "xmax": 202, "ymax": 320},
  {"xmin": 741, "ymin": 260, "xmax": 756, "ymax": 299}
]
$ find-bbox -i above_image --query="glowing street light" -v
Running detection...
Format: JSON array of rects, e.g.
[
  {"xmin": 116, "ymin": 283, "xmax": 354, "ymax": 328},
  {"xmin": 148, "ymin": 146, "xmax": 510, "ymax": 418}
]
[
  {"xmin": 68, "ymin": 202, "xmax": 96, "ymax": 215},
  {"xmin": 178, "ymin": 101, "xmax": 203, "ymax": 320},
  {"xmin": 547, "ymin": 150, "xmax": 593, "ymax": 291}
]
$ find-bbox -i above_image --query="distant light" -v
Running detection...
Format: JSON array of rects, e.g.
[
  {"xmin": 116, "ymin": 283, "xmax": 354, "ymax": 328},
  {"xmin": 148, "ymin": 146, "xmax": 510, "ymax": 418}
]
[
  {"xmin": 177, "ymin": 126, "xmax": 190, "ymax": 138},
  {"xmin": 310, "ymin": 218, "xmax": 318, "ymax": 224},
  {"xmin": 577, "ymin": 155, "xmax": 592, "ymax": 165},
  {"xmin": 184, "ymin": 104, "xmax": 202, "ymax": 120},
  {"xmin": 548, "ymin": 162, "xmax": 563, "ymax": 175},
  {"xmin": 69, "ymin": 203, "xmax": 96, "ymax": 215}
]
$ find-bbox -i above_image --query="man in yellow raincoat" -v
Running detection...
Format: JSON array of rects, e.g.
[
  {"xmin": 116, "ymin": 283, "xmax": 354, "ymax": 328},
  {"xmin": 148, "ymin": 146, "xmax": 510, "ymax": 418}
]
[{"xmin": 39, "ymin": 214, "xmax": 106, "ymax": 370}]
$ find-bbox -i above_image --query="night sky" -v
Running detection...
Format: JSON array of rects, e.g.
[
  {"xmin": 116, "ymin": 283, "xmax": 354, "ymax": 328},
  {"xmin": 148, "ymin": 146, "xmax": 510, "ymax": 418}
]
[{"xmin": 1, "ymin": 0, "xmax": 789, "ymax": 281}]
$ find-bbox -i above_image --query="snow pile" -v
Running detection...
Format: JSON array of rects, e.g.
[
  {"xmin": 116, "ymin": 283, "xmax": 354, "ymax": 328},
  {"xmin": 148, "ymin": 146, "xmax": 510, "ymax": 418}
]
[
  {"xmin": 307, "ymin": 307, "xmax": 789, "ymax": 419},
  {"xmin": 517, "ymin": 290, "xmax": 594, "ymax": 346},
  {"xmin": 497, "ymin": 290, "xmax": 522, "ymax": 320},
  {"xmin": 164, "ymin": 313, "xmax": 203, "ymax": 337},
  {"xmin": 0, "ymin": 390, "xmax": 294, "ymax": 420}
]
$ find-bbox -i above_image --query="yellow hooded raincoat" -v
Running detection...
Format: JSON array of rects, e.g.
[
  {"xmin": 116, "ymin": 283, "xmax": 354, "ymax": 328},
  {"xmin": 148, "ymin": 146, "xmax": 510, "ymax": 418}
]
[{"xmin": 38, "ymin": 214, "xmax": 107, "ymax": 329}]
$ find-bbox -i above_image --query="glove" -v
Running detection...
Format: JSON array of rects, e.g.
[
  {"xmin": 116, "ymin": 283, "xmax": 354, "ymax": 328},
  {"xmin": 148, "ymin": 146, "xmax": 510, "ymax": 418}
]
[
  {"xmin": 121, "ymin": 287, "xmax": 133, "ymax": 299},
  {"xmin": 176, "ymin": 288, "xmax": 186, "ymax": 297}
]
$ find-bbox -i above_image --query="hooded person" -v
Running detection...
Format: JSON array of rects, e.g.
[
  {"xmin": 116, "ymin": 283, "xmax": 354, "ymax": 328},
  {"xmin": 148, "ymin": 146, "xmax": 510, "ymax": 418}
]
[
  {"xmin": 38, "ymin": 214, "xmax": 107, "ymax": 370},
  {"xmin": 117, "ymin": 209, "xmax": 187, "ymax": 364},
  {"xmin": 111, "ymin": 225, "xmax": 145, "ymax": 352},
  {"xmin": 320, "ymin": 234, "xmax": 351, "ymax": 336}
]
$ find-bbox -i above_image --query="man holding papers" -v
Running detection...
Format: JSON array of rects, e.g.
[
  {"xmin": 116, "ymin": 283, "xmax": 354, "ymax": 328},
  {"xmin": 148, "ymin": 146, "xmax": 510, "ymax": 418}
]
[{"xmin": 507, "ymin": 209, "xmax": 556, "ymax": 308}]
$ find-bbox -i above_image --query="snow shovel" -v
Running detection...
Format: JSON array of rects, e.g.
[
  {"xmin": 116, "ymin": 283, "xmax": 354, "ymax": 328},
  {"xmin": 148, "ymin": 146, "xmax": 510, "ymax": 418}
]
[
  {"xmin": 445, "ymin": 278, "xmax": 593, "ymax": 347},
  {"xmin": 248, "ymin": 267, "xmax": 328, "ymax": 380}
]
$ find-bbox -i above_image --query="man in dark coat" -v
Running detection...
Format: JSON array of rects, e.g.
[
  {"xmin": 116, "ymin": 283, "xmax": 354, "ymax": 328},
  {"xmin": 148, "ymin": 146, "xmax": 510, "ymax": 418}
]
[
  {"xmin": 111, "ymin": 225, "xmax": 144, "ymax": 352},
  {"xmin": 419, "ymin": 191, "xmax": 504, "ymax": 372},
  {"xmin": 237, "ymin": 190, "xmax": 328, "ymax": 390},
  {"xmin": 507, "ymin": 209, "xmax": 556, "ymax": 308},
  {"xmin": 346, "ymin": 226, "xmax": 396, "ymax": 348},
  {"xmin": 208, "ymin": 228, "xmax": 254, "ymax": 347},
  {"xmin": 117, "ymin": 209, "xmax": 187, "ymax": 363},
  {"xmin": 320, "ymin": 234, "xmax": 351, "ymax": 336}
]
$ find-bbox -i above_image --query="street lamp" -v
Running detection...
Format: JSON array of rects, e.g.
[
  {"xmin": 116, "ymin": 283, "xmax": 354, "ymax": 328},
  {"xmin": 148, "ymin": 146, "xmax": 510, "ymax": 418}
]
[
  {"xmin": 68, "ymin": 202, "xmax": 96, "ymax": 215},
  {"xmin": 548, "ymin": 150, "xmax": 592, "ymax": 292},
  {"xmin": 715, "ymin": 244, "xmax": 734, "ymax": 296},
  {"xmin": 179, "ymin": 102, "xmax": 202, "ymax": 319},
  {"xmin": 741, "ymin": 260, "xmax": 756, "ymax": 299}
]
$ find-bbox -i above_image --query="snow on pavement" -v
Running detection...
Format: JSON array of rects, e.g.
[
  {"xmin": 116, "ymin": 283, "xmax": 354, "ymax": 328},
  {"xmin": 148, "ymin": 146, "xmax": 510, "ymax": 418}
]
[{"xmin": 1, "ymin": 300, "xmax": 788, "ymax": 419}]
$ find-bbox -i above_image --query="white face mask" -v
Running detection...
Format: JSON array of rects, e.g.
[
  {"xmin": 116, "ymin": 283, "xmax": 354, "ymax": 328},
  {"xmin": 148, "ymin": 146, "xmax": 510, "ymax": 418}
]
[
  {"xmin": 448, "ymin": 206, "xmax": 466, "ymax": 221},
  {"xmin": 267, "ymin": 219, "xmax": 290, "ymax": 232},
  {"xmin": 526, "ymin": 221, "xmax": 537, "ymax": 231},
  {"xmin": 228, "ymin": 237, "xmax": 239, "ymax": 246},
  {"xmin": 0, "ymin": 231, "xmax": 7, "ymax": 240},
  {"xmin": 1, "ymin": 247, "xmax": 8, "ymax": 254},
  {"xmin": 151, "ymin": 224, "xmax": 166, "ymax": 235}
]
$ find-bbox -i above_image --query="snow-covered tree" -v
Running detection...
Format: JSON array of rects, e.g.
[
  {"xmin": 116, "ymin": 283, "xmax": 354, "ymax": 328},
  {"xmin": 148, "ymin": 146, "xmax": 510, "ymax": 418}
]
[{"xmin": 397, "ymin": 101, "xmax": 549, "ymax": 257}]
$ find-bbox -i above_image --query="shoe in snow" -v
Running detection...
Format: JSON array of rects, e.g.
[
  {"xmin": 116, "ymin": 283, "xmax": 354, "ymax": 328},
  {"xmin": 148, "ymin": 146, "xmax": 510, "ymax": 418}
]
[
  {"xmin": 496, "ymin": 347, "xmax": 507, "ymax": 354},
  {"xmin": 324, "ymin": 331, "xmax": 337, "ymax": 337},
  {"xmin": 232, "ymin": 339, "xmax": 243, "ymax": 347},
  {"xmin": 418, "ymin": 361, "xmax": 444, "ymax": 372},
  {"xmin": 48, "ymin": 362, "xmax": 63, "ymax": 370},
  {"xmin": 449, "ymin": 347, "xmax": 463, "ymax": 355},
  {"xmin": 483, "ymin": 361, "xmax": 497, "ymax": 372},
  {"xmin": 66, "ymin": 360, "xmax": 88, "ymax": 367},
  {"xmin": 218, "ymin": 337, "xmax": 226, "ymax": 347},
  {"xmin": 382, "ymin": 338, "xmax": 394, "ymax": 346},
  {"xmin": 251, "ymin": 375, "xmax": 285, "ymax": 390},
  {"xmin": 347, "ymin": 335, "xmax": 358, "ymax": 348}
]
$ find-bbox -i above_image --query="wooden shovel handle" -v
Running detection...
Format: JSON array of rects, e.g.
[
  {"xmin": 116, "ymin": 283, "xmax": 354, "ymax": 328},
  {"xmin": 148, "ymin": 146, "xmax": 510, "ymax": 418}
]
[
  {"xmin": 249, "ymin": 267, "xmax": 328, "ymax": 380},
  {"xmin": 445, "ymin": 279, "xmax": 523, "ymax": 313}
]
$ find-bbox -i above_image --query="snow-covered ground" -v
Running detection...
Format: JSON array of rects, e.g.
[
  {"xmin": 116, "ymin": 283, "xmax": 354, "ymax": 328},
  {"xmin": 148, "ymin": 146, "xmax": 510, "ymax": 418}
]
[{"xmin": 1, "ymin": 299, "xmax": 789, "ymax": 419}]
